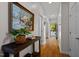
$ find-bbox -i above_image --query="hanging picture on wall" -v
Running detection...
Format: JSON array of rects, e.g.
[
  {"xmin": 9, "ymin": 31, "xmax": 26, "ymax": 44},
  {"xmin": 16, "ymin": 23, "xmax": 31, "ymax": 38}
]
[{"xmin": 8, "ymin": 2, "xmax": 34, "ymax": 32}]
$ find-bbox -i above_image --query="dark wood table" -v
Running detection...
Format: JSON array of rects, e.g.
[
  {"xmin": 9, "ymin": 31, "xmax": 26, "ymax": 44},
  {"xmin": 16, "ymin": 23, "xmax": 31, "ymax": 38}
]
[{"xmin": 2, "ymin": 36, "xmax": 41, "ymax": 57}]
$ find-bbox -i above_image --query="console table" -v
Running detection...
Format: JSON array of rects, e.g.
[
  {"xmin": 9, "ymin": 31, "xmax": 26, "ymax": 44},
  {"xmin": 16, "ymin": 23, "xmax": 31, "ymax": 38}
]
[{"xmin": 2, "ymin": 36, "xmax": 41, "ymax": 57}]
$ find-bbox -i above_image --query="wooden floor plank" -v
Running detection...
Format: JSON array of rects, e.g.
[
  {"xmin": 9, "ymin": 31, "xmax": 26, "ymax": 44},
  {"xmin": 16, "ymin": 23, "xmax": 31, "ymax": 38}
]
[{"xmin": 40, "ymin": 37, "xmax": 70, "ymax": 57}]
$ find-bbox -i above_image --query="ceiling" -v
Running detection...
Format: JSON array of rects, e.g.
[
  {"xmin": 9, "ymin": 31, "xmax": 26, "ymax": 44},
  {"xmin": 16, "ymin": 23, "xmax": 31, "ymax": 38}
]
[
  {"xmin": 39, "ymin": 2, "xmax": 60, "ymax": 17},
  {"xmin": 21, "ymin": 2, "xmax": 61, "ymax": 22}
]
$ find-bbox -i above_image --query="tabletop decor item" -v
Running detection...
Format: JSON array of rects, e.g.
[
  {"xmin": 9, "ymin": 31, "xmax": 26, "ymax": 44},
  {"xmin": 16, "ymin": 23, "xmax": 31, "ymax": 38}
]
[{"xmin": 10, "ymin": 27, "xmax": 31, "ymax": 44}]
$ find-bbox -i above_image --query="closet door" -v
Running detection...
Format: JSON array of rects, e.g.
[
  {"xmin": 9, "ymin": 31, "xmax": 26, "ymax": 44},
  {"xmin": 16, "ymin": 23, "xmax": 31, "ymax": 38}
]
[{"xmin": 69, "ymin": 3, "xmax": 79, "ymax": 57}]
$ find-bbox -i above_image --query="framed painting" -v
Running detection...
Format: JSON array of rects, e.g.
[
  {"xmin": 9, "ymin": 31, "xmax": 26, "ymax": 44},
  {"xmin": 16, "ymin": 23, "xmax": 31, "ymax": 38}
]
[{"xmin": 8, "ymin": 2, "xmax": 34, "ymax": 32}]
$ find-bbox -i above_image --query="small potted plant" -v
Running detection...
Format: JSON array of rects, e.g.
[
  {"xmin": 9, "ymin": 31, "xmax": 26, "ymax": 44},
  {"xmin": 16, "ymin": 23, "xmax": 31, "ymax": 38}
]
[
  {"xmin": 49, "ymin": 23, "xmax": 56, "ymax": 32},
  {"xmin": 10, "ymin": 27, "xmax": 31, "ymax": 44},
  {"xmin": 49, "ymin": 23, "xmax": 57, "ymax": 37}
]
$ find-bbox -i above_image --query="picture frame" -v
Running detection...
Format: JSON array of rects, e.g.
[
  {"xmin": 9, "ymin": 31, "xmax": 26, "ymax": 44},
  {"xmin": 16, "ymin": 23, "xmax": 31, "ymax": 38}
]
[{"xmin": 8, "ymin": 2, "xmax": 34, "ymax": 32}]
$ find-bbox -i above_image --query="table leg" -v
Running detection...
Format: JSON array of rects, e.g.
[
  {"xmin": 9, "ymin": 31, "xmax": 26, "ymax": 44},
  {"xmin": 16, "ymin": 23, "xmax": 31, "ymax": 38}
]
[
  {"xmin": 14, "ymin": 52, "xmax": 19, "ymax": 57},
  {"xmin": 3, "ymin": 52, "xmax": 9, "ymax": 57},
  {"xmin": 39, "ymin": 39, "xmax": 40, "ymax": 56},
  {"xmin": 33, "ymin": 43, "xmax": 35, "ymax": 53}
]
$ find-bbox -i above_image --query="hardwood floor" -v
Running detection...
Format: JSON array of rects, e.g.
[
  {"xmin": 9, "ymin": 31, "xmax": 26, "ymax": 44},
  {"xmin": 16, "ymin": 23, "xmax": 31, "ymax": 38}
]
[{"xmin": 40, "ymin": 37, "xmax": 70, "ymax": 57}]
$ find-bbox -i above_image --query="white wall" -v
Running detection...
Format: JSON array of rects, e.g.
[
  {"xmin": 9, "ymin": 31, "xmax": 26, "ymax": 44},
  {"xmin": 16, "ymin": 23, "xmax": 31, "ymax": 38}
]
[
  {"xmin": 0, "ymin": 2, "xmax": 41, "ymax": 57},
  {"xmin": 0, "ymin": 2, "xmax": 8, "ymax": 56},
  {"xmin": 61, "ymin": 2, "xmax": 70, "ymax": 54}
]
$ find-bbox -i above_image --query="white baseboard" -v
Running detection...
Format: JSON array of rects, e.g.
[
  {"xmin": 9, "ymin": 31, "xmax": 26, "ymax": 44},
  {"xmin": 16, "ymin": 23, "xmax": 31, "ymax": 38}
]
[{"xmin": 60, "ymin": 50, "xmax": 70, "ymax": 55}]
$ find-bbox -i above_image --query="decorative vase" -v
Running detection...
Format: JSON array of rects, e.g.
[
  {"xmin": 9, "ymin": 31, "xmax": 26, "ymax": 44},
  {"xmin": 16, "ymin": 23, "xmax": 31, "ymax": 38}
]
[{"xmin": 15, "ymin": 35, "xmax": 26, "ymax": 44}]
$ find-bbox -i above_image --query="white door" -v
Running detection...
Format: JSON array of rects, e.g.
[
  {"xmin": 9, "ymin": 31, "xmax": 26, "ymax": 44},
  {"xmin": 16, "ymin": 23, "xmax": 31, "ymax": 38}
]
[{"xmin": 69, "ymin": 2, "xmax": 79, "ymax": 57}]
